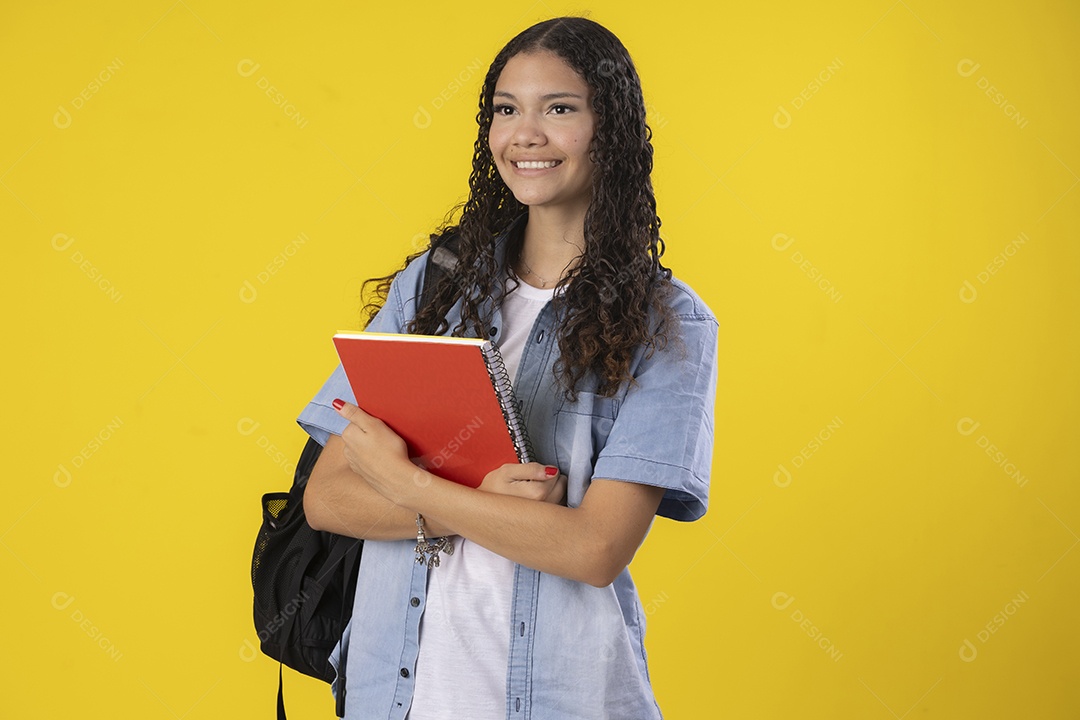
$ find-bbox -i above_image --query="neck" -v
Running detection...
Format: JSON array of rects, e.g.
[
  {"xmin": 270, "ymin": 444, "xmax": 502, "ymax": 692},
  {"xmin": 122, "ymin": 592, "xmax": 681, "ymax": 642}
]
[{"xmin": 516, "ymin": 206, "xmax": 587, "ymax": 288}]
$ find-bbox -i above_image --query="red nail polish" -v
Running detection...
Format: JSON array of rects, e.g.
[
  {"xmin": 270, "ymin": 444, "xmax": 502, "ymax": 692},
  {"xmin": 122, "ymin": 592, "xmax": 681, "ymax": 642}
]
[
  {"xmin": 545, "ymin": 466, "xmax": 558, "ymax": 477},
  {"xmin": 332, "ymin": 398, "xmax": 345, "ymax": 411}
]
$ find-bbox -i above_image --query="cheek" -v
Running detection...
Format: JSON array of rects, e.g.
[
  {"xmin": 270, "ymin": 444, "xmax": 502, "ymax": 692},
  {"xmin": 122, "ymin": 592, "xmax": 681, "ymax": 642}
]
[
  {"xmin": 488, "ymin": 131, "xmax": 512, "ymax": 181},
  {"xmin": 571, "ymin": 128, "xmax": 594, "ymax": 153},
  {"xmin": 488, "ymin": 126, "xmax": 509, "ymax": 156}
]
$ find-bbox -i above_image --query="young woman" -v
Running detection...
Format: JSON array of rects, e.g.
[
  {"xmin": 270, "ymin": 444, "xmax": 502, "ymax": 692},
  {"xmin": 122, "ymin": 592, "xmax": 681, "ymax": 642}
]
[{"xmin": 299, "ymin": 16, "xmax": 718, "ymax": 719}]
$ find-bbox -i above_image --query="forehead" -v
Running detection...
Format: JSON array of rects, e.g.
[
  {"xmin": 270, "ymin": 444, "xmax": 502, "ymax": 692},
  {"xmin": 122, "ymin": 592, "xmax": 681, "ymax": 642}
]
[{"xmin": 494, "ymin": 50, "xmax": 590, "ymax": 95}]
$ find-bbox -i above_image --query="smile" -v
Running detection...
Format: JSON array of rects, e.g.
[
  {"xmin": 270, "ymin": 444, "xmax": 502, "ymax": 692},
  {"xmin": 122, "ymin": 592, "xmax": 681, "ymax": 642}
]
[{"xmin": 513, "ymin": 160, "xmax": 561, "ymax": 169}]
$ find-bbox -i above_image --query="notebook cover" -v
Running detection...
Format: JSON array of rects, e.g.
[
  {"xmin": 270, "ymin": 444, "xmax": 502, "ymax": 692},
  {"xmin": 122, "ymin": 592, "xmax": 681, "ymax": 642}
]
[{"xmin": 332, "ymin": 332, "xmax": 520, "ymax": 488}]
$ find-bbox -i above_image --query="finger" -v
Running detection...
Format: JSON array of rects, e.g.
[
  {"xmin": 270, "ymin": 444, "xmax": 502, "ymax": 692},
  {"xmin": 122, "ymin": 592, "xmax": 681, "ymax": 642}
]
[
  {"xmin": 548, "ymin": 473, "xmax": 568, "ymax": 503},
  {"xmin": 332, "ymin": 398, "xmax": 371, "ymax": 426},
  {"xmin": 341, "ymin": 423, "xmax": 366, "ymax": 445},
  {"xmin": 510, "ymin": 463, "xmax": 560, "ymax": 483}
]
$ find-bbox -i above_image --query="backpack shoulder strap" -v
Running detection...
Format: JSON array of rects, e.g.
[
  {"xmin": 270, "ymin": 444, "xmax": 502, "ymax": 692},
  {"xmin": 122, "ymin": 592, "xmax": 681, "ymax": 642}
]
[{"xmin": 420, "ymin": 230, "xmax": 461, "ymax": 310}]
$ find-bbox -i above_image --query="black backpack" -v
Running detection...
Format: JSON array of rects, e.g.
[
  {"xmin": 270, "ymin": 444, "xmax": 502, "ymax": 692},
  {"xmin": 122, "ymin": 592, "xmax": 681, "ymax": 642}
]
[{"xmin": 251, "ymin": 232, "xmax": 461, "ymax": 719}]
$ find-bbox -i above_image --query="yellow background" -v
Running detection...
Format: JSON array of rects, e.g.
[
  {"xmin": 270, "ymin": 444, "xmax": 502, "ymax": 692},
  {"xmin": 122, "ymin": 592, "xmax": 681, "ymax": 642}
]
[{"xmin": 3, "ymin": 1, "xmax": 1077, "ymax": 717}]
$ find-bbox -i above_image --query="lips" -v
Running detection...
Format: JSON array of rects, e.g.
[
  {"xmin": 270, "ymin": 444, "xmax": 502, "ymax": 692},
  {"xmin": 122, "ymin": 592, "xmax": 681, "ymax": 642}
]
[{"xmin": 513, "ymin": 160, "xmax": 562, "ymax": 169}]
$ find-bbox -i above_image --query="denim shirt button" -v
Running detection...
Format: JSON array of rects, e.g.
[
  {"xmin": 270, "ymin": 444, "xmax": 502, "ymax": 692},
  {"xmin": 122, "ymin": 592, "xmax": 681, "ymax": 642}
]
[
  {"xmin": 400, "ymin": 668, "xmax": 410, "ymax": 678},
  {"xmin": 410, "ymin": 597, "xmax": 420, "ymax": 607},
  {"xmin": 536, "ymin": 330, "xmax": 544, "ymax": 343},
  {"xmin": 489, "ymin": 326, "xmax": 498, "ymax": 337}
]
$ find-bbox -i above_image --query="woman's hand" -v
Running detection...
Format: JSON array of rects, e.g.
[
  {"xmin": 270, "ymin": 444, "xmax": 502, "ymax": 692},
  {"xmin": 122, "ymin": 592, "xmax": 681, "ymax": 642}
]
[
  {"xmin": 479, "ymin": 463, "xmax": 567, "ymax": 505},
  {"xmin": 333, "ymin": 398, "xmax": 566, "ymax": 508},
  {"xmin": 332, "ymin": 398, "xmax": 418, "ymax": 504}
]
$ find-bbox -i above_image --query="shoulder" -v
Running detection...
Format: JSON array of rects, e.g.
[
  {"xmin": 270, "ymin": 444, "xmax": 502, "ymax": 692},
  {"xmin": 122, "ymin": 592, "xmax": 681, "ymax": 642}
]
[
  {"xmin": 642, "ymin": 272, "xmax": 718, "ymax": 374},
  {"xmin": 397, "ymin": 248, "xmax": 433, "ymax": 290},
  {"xmin": 366, "ymin": 250, "xmax": 432, "ymax": 333},
  {"xmin": 615, "ymin": 271, "xmax": 717, "ymax": 379},
  {"xmin": 661, "ymin": 272, "xmax": 718, "ymax": 326}
]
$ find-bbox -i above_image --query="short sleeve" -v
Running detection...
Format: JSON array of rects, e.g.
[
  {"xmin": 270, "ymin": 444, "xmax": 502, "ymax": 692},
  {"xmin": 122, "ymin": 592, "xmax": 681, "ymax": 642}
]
[
  {"xmin": 591, "ymin": 288, "xmax": 718, "ymax": 522},
  {"xmin": 295, "ymin": 252, "xmax": 428, "ymax": 445}
]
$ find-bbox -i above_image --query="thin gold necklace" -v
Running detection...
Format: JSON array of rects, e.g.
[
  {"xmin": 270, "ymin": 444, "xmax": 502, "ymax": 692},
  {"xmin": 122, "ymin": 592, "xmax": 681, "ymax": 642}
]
[{"xmin": 518, "ymin": 255, "xmax": 555, "ymax": 288}]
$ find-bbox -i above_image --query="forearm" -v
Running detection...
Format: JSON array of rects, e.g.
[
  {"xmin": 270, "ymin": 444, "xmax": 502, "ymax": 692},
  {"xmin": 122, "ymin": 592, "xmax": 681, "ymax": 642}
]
[
  {"xmin": 426, "ymin": 483, "xmax": 597, "ymax": 582},
  {"xmin": 400, "ymin": 468, "xmax": 662, "ymax": 587},
  {"xmin": 324, "ymin": 401, "xmax": 665, "ymax": 585},
  {"xmin": 304, "ymin": 435, "xmax": 450, "ymax": 540}
]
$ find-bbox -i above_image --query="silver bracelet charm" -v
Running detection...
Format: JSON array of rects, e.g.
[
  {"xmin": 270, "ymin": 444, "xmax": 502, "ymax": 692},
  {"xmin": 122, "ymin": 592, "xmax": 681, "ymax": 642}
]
[{"xmin": 414, "ymin": 513, "xmax": 454, "ymax": 568}]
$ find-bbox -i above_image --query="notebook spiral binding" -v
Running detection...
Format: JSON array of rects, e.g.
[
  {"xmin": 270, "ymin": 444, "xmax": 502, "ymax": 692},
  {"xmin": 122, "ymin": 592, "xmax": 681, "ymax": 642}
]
[{"xmin": 479, "ymin": 342, "xmax": 535, "ymax": 464}]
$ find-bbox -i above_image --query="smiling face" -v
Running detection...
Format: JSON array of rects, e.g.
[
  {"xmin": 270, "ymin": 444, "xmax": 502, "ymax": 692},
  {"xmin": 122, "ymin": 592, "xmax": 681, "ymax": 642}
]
[{"xmin": 489, "ymin": 51, "xmax": 597, "ymax": 219}]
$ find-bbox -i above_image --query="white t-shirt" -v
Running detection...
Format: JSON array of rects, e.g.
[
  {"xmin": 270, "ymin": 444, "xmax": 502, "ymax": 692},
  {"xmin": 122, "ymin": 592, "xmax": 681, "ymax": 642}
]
[{"xmin": 407, "ymin": 277, "xmax": 556, "ymax": 720}]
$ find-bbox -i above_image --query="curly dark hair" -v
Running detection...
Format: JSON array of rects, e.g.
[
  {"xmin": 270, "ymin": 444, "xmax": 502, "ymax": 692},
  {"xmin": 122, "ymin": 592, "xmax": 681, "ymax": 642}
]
[{"xmin": 361, "ymin": 16, "xmax": 677, "ymax": 401}]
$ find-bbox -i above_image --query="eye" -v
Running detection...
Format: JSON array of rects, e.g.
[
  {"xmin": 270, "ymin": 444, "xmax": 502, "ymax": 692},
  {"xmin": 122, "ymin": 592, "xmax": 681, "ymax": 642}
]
[
  {"xmin": 493, "ymin": 104, "xmax": 516, "ymax": 116},
  {"xmin": 550, "ymin": 104, "xmax": 575, "ymax": 115}
]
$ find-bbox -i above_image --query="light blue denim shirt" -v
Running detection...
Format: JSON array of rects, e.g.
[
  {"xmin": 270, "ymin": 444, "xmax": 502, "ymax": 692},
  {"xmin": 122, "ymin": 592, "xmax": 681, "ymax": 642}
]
[{"xmin": 297, "ymin": 224, "xmax": 718, "ymax": 719}]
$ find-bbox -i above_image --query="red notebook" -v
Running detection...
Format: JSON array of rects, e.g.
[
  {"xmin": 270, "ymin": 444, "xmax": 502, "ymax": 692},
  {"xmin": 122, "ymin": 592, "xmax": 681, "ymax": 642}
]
[{"xmin": 332, "ymin": 331, "xmax": 533, "ymax": 488}]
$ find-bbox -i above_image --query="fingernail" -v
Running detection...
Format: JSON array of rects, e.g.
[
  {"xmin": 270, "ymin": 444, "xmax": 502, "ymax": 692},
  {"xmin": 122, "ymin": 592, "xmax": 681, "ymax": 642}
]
[
  {"xmin": 545, "ymin": 466, "xmax": 558, "ymax": 477},
  {"xmin": 332, "ymin": 398, "xmax": 345, "ymax": 411}
]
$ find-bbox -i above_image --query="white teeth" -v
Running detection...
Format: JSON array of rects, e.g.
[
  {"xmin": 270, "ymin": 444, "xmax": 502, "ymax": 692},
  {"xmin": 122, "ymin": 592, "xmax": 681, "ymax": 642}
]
[{"xmin": 514, "ymin": 160, "xmax": 559, "ymax": 169}]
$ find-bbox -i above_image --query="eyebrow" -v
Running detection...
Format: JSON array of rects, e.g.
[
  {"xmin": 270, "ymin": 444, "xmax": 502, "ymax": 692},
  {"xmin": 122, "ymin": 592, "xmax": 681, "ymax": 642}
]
[{"xmin": 493, "ymin": 91, "xmax": 585, "ymax": 101}]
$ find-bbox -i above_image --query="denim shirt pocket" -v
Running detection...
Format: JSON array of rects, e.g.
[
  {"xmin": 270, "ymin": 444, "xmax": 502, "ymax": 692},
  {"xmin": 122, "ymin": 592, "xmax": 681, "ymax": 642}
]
[{"xmin": 553, "ymin": 391, "xmax": 619, "ymax": 508}]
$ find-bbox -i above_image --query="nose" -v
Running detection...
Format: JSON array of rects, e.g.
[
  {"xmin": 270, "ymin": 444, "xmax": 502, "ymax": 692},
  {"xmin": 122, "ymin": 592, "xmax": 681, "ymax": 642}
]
[{"xmin": 512, "ymin": 111, "xmax": 545, "ymax": 146}]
